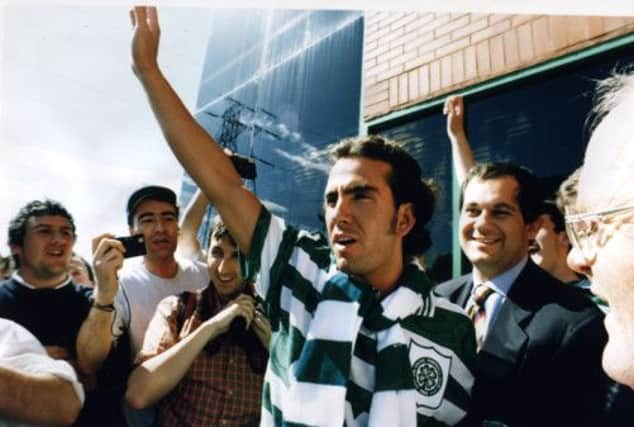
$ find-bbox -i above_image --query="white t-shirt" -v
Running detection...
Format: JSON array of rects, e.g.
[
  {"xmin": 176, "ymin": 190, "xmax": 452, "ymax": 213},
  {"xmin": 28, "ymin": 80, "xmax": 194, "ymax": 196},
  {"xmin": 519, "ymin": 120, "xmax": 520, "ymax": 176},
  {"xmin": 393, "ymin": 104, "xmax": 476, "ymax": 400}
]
[
  {"xmin": 113, "ymin": 258, "xmax": 209, "ymax": 359},
  {"xmin": 0, "ymin": 318, "xmax": 85, "ymax": 427}
]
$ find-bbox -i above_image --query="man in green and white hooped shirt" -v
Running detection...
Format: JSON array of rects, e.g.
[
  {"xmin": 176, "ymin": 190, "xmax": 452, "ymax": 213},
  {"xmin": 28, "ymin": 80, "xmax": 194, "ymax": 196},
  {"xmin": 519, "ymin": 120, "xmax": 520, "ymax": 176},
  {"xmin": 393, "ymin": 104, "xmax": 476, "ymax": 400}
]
[{"xmin": 129, "ymin": 7, "xmax": 475, "ymax": 426}]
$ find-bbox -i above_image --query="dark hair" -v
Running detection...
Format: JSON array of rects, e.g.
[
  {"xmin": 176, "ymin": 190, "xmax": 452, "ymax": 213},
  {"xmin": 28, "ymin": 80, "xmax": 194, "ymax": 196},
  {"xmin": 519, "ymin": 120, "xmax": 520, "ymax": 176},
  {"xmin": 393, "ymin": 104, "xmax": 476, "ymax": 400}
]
[
  {"xmin": 329, "ymin": 134, "xmax": 436, "ymax": 259},
  {"xmin": 461, "ymin": 162, "xmax": 541, "ymax": 224},
  {"xmin": 126, "ymin": 185, "xmax": 179, "ymax": 227},
  {"xmin": 537, "ymin": 201, "xmax": 565, "ymax": 233},
  {"xmin": 207, "ymin": 215, "xmax": 237, "ymax": 249},
  {"xmin": 8, "ymin": 200, "xmax": 76, "ymax": 267}
]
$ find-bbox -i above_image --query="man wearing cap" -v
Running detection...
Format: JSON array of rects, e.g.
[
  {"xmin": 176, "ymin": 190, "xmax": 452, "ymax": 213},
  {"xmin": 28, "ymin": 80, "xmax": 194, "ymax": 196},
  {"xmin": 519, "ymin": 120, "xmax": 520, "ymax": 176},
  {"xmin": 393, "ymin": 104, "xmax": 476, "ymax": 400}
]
[{"xmin": 111, "ymin": 185, "xmax": 209, "ymax": 361}]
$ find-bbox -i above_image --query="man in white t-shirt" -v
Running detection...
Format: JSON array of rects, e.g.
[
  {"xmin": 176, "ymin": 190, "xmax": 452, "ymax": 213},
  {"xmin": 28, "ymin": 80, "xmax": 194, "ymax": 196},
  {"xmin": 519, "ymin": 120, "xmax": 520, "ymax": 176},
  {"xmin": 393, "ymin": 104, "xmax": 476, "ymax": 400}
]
[
  {"xmin": 0, "ymin": 318, "xmax": 84, "ymax": 427},
  {"xmin": 111, "ymin": 185, "xmax": 209, "ymax": 359},
  {"xmin": 92, "ymin": 185, "xmax": 209, "ymax": 427}
]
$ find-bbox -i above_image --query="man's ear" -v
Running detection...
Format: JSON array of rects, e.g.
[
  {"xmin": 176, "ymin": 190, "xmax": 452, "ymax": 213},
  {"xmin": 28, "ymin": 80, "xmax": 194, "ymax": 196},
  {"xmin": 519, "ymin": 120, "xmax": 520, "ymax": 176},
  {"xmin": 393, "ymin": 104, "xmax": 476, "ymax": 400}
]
[
  {"xmin": 396, "ymin": 203, "xmax": 416, "ymax": 237},
  {"xmin": 8, "ymin": 244, "xmax": 21, "ymax": 258}
]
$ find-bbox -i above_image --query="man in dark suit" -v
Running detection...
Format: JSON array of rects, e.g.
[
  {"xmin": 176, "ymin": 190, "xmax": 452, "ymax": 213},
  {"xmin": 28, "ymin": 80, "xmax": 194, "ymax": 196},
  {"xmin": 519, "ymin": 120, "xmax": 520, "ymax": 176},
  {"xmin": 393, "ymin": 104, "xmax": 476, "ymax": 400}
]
[{"xmin": 436, "ymin": 162, "xmax": 609, "ymax": 426}]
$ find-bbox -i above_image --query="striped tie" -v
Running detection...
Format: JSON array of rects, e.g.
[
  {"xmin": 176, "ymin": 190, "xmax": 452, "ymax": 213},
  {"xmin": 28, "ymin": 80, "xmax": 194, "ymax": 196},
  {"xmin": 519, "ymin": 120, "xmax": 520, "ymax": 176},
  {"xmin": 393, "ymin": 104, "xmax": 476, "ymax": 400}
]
[{"xmin": 467, "ymin": 284, "xmax": 494, "ymax": 351}]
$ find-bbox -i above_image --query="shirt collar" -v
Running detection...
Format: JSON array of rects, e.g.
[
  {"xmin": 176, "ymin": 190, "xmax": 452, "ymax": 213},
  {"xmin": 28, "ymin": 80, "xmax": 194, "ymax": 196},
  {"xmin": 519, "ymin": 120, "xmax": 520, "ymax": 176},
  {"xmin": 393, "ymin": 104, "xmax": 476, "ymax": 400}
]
[
  {"xmin": 11, "ymin": 271, "xmax": 72, "ymax": 290},
  {"xmin": 482, "ymin": 256, "xmax": 528, "ymax": 297}
]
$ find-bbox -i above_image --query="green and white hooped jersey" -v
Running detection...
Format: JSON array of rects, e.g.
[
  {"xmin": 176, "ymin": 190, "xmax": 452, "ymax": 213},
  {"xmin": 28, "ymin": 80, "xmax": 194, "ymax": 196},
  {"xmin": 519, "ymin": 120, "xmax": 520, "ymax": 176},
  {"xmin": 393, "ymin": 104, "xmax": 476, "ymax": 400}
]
[{"xmin": 243, "ymin": 208, "xmax": 476, "ymax": 426}]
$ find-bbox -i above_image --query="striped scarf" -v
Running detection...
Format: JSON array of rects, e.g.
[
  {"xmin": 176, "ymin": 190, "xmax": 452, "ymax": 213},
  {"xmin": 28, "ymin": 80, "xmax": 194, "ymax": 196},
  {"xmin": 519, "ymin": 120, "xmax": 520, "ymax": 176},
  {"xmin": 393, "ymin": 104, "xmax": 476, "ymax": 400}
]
[{"xmin": 261, "ymin": 263, "xmax": 429, "ymax": 427}]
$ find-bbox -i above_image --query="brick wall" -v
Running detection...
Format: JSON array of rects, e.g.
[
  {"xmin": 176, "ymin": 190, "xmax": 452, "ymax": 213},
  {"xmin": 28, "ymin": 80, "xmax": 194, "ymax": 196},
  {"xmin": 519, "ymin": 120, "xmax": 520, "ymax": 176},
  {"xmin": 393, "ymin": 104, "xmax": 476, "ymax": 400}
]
[{"xmin": 363, "ymin": 12, "xmax": 634, "ymax": 120}]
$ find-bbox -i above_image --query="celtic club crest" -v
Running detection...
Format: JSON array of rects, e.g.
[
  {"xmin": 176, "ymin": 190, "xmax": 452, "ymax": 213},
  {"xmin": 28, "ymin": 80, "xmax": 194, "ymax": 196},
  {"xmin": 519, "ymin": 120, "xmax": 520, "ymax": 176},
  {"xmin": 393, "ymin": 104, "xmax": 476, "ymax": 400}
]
[
  {"xmin": 409, "ymin": 339, "xmax": 452, "ymax": 410},
  {"xmin": 413, "ymin": 357, "xmax": 443, "ymax": 396}
]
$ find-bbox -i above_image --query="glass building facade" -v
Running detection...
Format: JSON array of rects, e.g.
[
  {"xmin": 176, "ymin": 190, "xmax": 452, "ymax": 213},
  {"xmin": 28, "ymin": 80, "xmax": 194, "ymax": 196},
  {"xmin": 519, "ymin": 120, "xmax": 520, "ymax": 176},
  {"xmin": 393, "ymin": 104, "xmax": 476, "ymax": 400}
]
[{"xmin": 180, "ymin": 9, "xmax": 363, "ymax": 247}]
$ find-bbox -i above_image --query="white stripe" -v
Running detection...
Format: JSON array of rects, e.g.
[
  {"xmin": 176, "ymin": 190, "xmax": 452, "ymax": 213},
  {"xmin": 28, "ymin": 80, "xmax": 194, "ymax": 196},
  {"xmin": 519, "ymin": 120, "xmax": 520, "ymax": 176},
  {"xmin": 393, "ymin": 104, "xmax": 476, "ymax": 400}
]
[
  {"xmin": 256, "ymin": 214, "xmax": 286, "ymax": 298},
  {"xmin": 431, "ymin": 292, "xmax": 469, "ymax": 316},
  {"xmin": 417, "ymin": 398, "xmax": 467, "ymax": 426},
  {"xmin": 279, "ymin": 285, "xmax": 313, "ymax": 337},
  {"xmin": 349, "ymin": 353, "xmax": 376, "ymax": 392},
  {"xmin": 288, "ymin": 244, "xmax": 335, "ymax": 293},
  {"xmin": 376, "ymin": 325, "xmax": 407, "ymax": 352},
  {"xmin": 307, "ymin": 300, "xmax": 362, "ymax": 342},
  {"xmin": 267, "ymin": 367, "xmax": 347, "ymax": 427},
  {"xmin": 381, "ymin": 286, "xmax": 423, "ymax": 321},
  {"xmin": 259, "ymin": 406, "xmax": 274, "ymax": 426},
  {"xmin": 369, "ymin": 390, "xmax": 417, "ymax": 427},
  {"xmin": 406, "ymin": 332, "xmax": 475, "ymax": 393}
]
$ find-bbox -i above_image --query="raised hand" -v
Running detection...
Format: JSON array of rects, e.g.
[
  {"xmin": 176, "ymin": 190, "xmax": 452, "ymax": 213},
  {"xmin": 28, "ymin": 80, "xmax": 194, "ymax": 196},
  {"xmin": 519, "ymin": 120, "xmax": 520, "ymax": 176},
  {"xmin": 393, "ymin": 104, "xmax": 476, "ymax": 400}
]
[
  {"xmin": 91, "ymin": 233, "xmax": 124, "ymax": 304},
  {"xmin": 443, "ymin": 95, "xmax": 466, "ymax": 141},
  {"xmin": 130, "ymin": 6, "xmax": 161, "ymax": 78},
  {"xmin": 207, "ymin": 294, "xmax": 256, "ymax": 336}
]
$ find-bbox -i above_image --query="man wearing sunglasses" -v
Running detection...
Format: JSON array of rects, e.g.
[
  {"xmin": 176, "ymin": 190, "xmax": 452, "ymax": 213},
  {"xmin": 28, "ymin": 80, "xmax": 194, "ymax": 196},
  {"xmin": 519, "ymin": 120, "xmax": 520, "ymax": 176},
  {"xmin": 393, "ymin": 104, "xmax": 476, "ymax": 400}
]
[{"xmin": 566, "ymin": 71, "xmax": 634, "ymax": 390}]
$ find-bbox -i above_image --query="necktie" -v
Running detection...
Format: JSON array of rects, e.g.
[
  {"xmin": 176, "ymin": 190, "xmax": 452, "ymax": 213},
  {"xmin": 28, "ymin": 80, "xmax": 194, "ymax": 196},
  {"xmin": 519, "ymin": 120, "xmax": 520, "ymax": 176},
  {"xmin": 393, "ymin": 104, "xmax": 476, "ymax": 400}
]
[{"xmin": 467, "ymin": 284, "xmax": 494, "ymax": 351}]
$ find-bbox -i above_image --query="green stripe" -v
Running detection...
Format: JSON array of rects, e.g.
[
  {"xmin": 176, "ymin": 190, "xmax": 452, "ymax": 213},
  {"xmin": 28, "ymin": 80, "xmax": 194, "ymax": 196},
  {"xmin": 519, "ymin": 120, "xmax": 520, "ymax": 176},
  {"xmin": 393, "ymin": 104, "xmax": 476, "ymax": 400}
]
[
  {"xmin": 375, "ymin": 344, "xmax": 414, "ymax": 391},
  {"xmin": 265, "ymin": 226, "xmax": 299, "ymax": 323},
  {"xmin": 242, "ymin": 206, "xmax": 270, "ymax": 281},
  {"xmin": 400, "ymin": 264, "xmax": 434, "ymax": 297},
  {"xmin": 262, "ymin": 386, "xmax": 315, "ymax": 427},
  {"xmin": 346, "ymin": 380, "xmax": 373, "ymax": 419},
  {"xmin": 294, "ymin": 339, "xmax": 352, "ymax": 386},
  {"xmin": 296, "ymin": 232, "xmax": 331, "ymax": 269},
  {"xmin": 282, "ymin": 265, "xmax": 321, "ymax": 314},
  {"xmin": 268, "ymin": 309, "xmax": 306, "ymax": 386},
  {"xmin": 417, "ymin": 413, "xmax": 450, "ymax": 427},
  {"xmin": 402, "ymin": 309, "xmax": 477, "ymax": 372},
  {"xmin": 441, "ymin": 376, "xmax": 471, "ymax": 415},
  {"xmin": 321, "ymin": 273, "xmax": 366, "ymax": 302},
  {"xmin": 353, "ymin": 331, "xmax": 377, "ymax": 365}
]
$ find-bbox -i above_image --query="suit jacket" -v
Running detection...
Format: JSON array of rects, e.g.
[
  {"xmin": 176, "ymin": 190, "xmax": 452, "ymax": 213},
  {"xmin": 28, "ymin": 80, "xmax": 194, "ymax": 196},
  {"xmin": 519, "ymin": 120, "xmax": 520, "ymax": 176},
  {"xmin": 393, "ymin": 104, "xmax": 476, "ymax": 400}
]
[{"xmin": 436, "ymin": 260, "xmax": 609, "ymax": 427}]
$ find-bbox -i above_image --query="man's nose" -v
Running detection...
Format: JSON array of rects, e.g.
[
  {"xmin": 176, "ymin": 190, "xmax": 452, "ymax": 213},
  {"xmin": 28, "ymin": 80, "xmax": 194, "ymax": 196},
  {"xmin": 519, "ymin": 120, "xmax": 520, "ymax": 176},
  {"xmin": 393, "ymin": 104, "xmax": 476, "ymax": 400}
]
[
  {"xmin": 331, "ymin": 196, "xmax": 351, "ymax": 225},
  {"xmin": 473, "ymin": 211, "xmax": 492, "ymax": 230},
  {"xmin": 567, "ymin": 247, "xmax": 591, "ymax": 277}
]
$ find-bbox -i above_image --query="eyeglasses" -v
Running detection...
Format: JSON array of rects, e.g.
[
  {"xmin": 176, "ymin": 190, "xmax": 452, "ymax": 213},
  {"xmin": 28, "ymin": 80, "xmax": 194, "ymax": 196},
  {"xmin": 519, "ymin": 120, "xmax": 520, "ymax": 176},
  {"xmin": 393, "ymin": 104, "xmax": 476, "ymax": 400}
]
[{"xmin": 565, "ymin": 204, "xmax": 634, "ymax": 261}]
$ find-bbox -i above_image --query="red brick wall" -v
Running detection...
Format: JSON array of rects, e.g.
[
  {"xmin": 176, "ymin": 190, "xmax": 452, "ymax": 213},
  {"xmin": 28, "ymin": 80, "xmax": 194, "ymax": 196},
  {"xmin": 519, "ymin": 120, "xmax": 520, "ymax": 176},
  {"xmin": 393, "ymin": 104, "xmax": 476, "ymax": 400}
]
[{"xmin": 364, "ymin": 12, "xmax": 634, "ymax": 120}]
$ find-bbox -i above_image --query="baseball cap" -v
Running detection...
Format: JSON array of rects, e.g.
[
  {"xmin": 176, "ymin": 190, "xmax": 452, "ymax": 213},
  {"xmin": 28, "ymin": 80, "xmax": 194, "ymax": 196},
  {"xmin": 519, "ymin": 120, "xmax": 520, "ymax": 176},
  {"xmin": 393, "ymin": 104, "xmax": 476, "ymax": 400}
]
[{"xmin": 126, "ymin": 185, "xmax": 178, "ymax": 226}]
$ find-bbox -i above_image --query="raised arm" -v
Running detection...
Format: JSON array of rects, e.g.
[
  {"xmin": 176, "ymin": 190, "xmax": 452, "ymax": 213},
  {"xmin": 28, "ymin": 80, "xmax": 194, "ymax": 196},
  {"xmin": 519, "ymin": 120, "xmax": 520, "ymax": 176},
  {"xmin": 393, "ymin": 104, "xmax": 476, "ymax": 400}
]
[
  {"xmin": 177, "ymin": 188, "xmax": 208, "ymax": 260},
  {"xmin": 76, "ymin": 234, "xmax": 124, "ymax": 375},
  {"xmin": 130, "ymin": 6, "xmax": 260, "ymax": 254},
  {"xmin": 443, "ymin": 95, "xmax": 475, "ymax": 185}
]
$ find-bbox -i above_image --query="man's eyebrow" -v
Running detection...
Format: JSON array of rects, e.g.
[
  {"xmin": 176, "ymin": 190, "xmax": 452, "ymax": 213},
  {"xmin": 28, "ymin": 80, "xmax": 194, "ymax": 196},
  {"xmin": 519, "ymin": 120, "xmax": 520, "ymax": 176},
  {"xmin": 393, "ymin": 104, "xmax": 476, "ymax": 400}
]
[
  {"xmin": 493, "ymin": 203, "xmax": 517, "ymax": 211},
  {"xmin": 344, "ymin": 184, "xmax": 377, "ymax": 195},
  {"xmin": 324, "ymin": 183, "xmax": 377, "ymax": 199},
  {"xmin": 137, "ymin": 212, "xmax": 155, "ymax": 220}
]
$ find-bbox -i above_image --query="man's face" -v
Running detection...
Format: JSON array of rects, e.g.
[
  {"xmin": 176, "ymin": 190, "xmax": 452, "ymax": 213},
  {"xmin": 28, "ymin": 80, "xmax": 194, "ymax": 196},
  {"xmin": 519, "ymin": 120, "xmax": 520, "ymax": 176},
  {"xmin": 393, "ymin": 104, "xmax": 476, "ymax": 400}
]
[
  {"xmin": 130, "ymin": 199, "xmax": 178, "ymax": 261},
  {"xmin": 571, "ymin": 100, "xmax": 634, "ymax": 388},
  {"xmin": 460, "ymin": 176, "xmax": 532, "ymax": 281},
  {"xmin": 207, "ymin": 235, "xmax": 244, "ymax": 299},
  {"xmin": 324, "ymin": 157, "xmax": 412, "ymax": 288},
  {"xmin": 530, "ymin": 214, "xmax": 569, "ymax": 276},
  {"xmin": 11, "ymin": 215, "xmax": 75, "ymax": 286}
]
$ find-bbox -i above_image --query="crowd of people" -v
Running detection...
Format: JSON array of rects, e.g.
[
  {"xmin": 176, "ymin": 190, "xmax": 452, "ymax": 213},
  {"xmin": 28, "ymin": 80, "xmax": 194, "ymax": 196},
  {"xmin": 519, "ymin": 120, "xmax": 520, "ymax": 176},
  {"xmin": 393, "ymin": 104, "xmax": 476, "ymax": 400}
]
[{"xmin": 2, "ymin": 5, "xmax": 634, "ymax": 427}]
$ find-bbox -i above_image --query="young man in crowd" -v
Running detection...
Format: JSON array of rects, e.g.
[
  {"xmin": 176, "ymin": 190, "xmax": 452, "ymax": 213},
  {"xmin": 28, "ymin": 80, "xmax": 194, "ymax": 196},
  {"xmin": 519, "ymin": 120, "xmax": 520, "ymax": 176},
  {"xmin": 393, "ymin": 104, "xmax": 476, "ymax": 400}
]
[
  {"xmin": 126, "ymin": 194, "xmax": 270, "ymax": 425},
  {"xmin": 0, "ymin": 200, "xmax": 127, "ymax": 426},
  {"xmin": 128, "ymin": 6, "xmax": 476, "ymax": 426}
]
